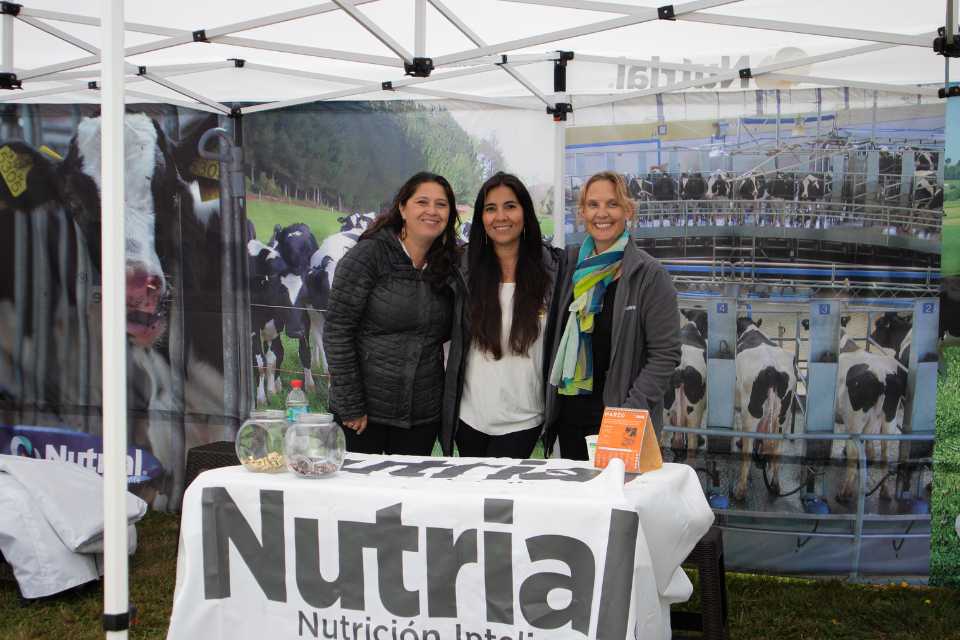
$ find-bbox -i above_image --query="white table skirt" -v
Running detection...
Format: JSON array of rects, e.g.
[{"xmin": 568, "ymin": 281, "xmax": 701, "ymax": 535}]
[{"xmin": 168, "ymin": 454, "xmax": 713, "ymax": 640}]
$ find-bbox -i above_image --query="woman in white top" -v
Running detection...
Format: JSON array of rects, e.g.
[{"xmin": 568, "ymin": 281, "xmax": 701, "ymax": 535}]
[{"xmin": 440, "ymin": 172, "xmax": 564, "ymax": 458}]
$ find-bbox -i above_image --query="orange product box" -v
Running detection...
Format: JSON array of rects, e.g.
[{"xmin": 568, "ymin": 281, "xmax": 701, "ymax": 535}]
[{"xmin": 594, "ymin": 407, "xmax": 663, "ymax": 474}]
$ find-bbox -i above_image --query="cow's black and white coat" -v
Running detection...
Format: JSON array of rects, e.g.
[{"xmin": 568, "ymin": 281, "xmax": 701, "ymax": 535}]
[
  {"xmin": 663, "ymin": 310, "xmax": 707, "ymax": 460},
  {"xmin": 834, "ymin": 331, "xmax": 905, "ymax": 501},
  {"xmin": 733, "ymin": 318, "xmax": 798, "ymax": 501},
  {"xmin": 0, "ymin": 113, "xmax": 225, "ymax": 509}
]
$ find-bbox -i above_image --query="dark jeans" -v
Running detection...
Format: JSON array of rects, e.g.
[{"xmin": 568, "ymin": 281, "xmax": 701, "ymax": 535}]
[
  {"xmin": 455, "ymin": 420, "xmax": 542, "ymax": 459},
  {"xmin": 343, "ymin": 419, "xmax": 439, "ymax": 456}
]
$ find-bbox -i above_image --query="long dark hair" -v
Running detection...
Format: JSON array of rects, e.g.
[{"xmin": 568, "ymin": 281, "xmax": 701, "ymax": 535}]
[
  {"xmin": 468, "ymin": 172, "xmax": 549, "ymax": 360},
  {"xmin": 362, "ymin": 171, "xmax": 460, "ymax": 285}
]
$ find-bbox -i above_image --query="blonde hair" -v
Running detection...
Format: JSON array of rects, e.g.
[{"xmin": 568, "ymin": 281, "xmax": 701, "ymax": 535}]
[{"xmin": 578, "ymin": 171, "xmax": 635, "ymax": 217}]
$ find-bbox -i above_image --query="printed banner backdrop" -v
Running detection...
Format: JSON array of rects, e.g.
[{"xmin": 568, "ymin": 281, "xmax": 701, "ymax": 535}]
[
  {"xmin": 241, "ymin": 102, "xmax": 554, "ymax": 415},
  {"xmin": 565, "ymin": 87, "xmax": 945, "ymax": 576},
  {"xmin": 169, "ymin": 454, "xmax": 713, "ymax": 640},
  {"xmin": 0, "ymin": 101, "xmax": 556, "ymax": 510},
  {"xmin": 931, "ymin": 92, "xmax": 960, "ymax": 588},
  {"xmin": 0, "ymin": 105, "xmax": 230, "ymax": 511}
]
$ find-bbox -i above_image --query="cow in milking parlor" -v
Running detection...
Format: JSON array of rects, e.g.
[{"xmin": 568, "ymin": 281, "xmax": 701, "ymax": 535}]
[
  {"xmin": 663, "ymin": 309, "xmax": 707, "ymax": 461},
  {"xmin": 0, "ymin": 112, "xmax": 226, "ymax": 510},
  {"xmin": 733, "ymin": 317, "xmax": 799, "ymax": 501}
]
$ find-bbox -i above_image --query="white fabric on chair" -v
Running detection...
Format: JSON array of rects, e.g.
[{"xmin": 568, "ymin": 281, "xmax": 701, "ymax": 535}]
[{"xmin": 0, "ymin": 455, "xmax": 147, "ymax": 598}]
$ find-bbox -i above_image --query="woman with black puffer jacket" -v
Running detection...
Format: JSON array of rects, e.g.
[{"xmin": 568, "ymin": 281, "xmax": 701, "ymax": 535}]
[{"xmin": 323, "ymin": 172, "xmax": 464, "ymax": 455}]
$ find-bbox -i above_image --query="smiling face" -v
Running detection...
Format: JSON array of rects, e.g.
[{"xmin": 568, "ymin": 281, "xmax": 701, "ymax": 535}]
[
  {"xmin": 579, "ymin": 178, "xmax": 633, "ymax": 253},
  {"xmin": 481, "ymin": 185, "xmax": 524, "ymax": 250},
  {"xmin": 399, "ymin": 181, "xmax": 450, "ymax": 244}
]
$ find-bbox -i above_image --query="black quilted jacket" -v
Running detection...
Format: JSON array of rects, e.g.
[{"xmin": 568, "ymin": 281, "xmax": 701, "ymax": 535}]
[{"xmin": 323, "ymin": 228, "xmax": 458, "ymax": 428}]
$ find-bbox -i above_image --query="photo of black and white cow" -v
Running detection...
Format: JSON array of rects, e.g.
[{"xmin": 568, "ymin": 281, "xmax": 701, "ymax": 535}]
[{"xmin": 0, "ymin": 111, "xmax": 226, "ymax": 509}]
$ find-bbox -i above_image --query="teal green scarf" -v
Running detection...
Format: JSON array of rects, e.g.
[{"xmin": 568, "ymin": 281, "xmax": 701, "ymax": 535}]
[{"xmin": 550, "ymin": 231, "xmax": 628, "ymax": 395}]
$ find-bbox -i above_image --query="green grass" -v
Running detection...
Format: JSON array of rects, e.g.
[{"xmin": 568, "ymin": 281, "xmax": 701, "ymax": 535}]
[
  {"xmin": 246, "ymin": 198, "xmax": 347, "ymax": 244},
  {"xmin": 932, "ymin": 347, "xmax": 960, "ymax": 587},
  {"xmin": 3, "ymin": 511, "xmax": 960, "ymax": 639},
  {"xmin": 944, "ymin": 206, "xmax": 960, "ymax": 277}
]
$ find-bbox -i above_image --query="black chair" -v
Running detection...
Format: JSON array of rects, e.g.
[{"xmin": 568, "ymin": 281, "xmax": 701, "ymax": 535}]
[
  {"xmin": 671, "ymin": 527, "xmax": 728, "ymax": 640},
  {"xmin": 184, "ymin": 440, "xmax": 239, "ymax": 490}
]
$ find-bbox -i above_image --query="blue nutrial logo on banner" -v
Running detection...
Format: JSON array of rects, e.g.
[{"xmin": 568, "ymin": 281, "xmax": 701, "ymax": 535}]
[{"xmin": 0, "ymin": 424, "xmax": 164, "ymax": 485}]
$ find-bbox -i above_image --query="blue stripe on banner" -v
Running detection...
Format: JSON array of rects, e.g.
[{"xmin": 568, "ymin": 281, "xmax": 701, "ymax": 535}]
[{"xmin": 664, "ymin": 264, "xmax": 940, "ymax": 280}]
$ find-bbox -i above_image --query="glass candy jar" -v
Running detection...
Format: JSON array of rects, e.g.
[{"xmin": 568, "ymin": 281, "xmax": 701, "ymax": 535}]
[
  {"xmin": 284, "ymin": 413, "xmax": 346, "ymax": 478},
  {"xmin": 235, "ymin": 410, "xmax": 289, "ymax": 473}
]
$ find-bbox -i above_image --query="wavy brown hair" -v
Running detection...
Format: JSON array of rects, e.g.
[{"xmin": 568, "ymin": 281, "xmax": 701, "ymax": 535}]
[
  {"xmin": 468, "ymin": 172, "xmax": 549, "ymax": 360},
  {"xmin": 362, "ymin": 171, "xmax": 460, "ymax": 286}
]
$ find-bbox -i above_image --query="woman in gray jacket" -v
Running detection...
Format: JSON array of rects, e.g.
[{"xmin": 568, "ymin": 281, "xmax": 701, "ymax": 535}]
[{"xmin": 545, "ymin": 171, "xmax": 681, "ymax": 460}]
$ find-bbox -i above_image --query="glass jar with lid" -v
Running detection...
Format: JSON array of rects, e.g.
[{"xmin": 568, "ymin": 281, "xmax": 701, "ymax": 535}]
[
  {"xmin": 284, "ymin": 412, "xmax": 346, "ymax": 478},
  {"xmin": 235, "ymin": 409, "xmax": 289, "ymax": 473}
]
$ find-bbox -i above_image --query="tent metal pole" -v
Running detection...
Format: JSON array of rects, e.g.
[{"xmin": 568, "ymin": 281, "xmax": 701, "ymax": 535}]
[
  {"xmin": 428, "ymin": 0, "xmax": 553, "ymax": 105},
  {"xmin": 762, "ymin": 73, "xmax": 939, "ymax": 97},
  {"xmin": 138, "ymin": 71, "xmax": 233, "ymax": 114},
  {"xmin": 124, "ymin": 90, "xmax": 226, "ymax": 114},
  {"xmin": 502, "ymin": 0, "xmax": 928, "ymax": 47},
  {"xmin": 396, "ymin": 86, "xmax": 543, "ymax": 109},
  {"xmin": 17, "ymin": 15, "xmax": 101, "ymax": 54},
  {"xmin": 213, "ymin": 36, "xmax": 403, "ymax": 67},
  {"xmin": 45, "ymin": 61, "xmax": 237, "ymax": 81},
  {"xmin": 101, "ymin": 0, "xmax": 129, "ymax": 637},
  {"xmin": 553, "ymin": 119, "xmax": 566, "ymax": 248},
  {"xmin": 243, "ymin": 62, "xmax": 387, "ymax": 85},
  {"xmin": 415, "ymin": 0, "xmax": 427, "ymax": 58},
  {"xmin": 331, "ymin": 0, "xmax": 414, "ymax": 63},
  {"xmin": 0, "ymin": 81, "xmax": 97, "ymax": 102},
  {"xmin": 1, "ymin": 13, "xmax": 11, "ymax": 72},
  {"xmin": 241, "ymin": 62, "xmax": 533, "ymax": 114}
]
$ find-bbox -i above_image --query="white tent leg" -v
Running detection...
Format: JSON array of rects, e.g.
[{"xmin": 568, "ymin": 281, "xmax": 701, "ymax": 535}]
[
  {"xmin": 553, "ymin": 119, "xmax": 566, "ymax": 248},
  {"xmin": 2, "ymin": 13, "xmax": 13, "ymax": 72},
  {"xmin": 101, "ymin": 0, "xmax": 129, "ymax": 638}
]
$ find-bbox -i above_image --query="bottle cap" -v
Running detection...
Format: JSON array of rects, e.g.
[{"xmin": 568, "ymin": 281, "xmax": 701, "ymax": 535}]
[{"xmin": 291, "ymin": 380, "xmax": 303, "ymax": 389}]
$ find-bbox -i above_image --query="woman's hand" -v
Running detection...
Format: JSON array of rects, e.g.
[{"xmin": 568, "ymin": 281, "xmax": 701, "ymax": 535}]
[{"xmin": 343, "ymin": 415, "xmax": 368, "ymax": 434}]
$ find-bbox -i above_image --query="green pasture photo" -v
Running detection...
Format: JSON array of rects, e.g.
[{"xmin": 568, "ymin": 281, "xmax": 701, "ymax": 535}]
[
  {"xmin": 944, "ymin": 200, "xmax": 960, "ymax": 278},
  {"xmin": 932, "ymin": 347, "xmax": 960, "ymax": 588}
]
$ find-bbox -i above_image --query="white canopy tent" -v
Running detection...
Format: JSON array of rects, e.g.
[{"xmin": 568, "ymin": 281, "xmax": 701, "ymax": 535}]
[{"xmin": 0, "ymin": 0, "xmax": 954, "ymax": 637}]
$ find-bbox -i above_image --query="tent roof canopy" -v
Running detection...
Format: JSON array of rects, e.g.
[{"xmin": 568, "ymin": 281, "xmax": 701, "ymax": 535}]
[{"xmin": 0, "ymin": 0, "xmax": 951, "ymax": 114}]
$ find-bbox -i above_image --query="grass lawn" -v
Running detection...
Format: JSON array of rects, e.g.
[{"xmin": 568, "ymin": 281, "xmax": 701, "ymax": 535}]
[
  {"xmin": 246, "ymin": 198, "xmax": 346, "ymax": 243},
  {"xmin": 932, "ymin": 347, "xmax": 960, "ymax": 587},
  {"xmin": 2, "ymin": 510, "xmax": 960, "ymax": 639},
  {"xmin": 944, "ymin": 201, "xmax": 960, "ymax": 278}
]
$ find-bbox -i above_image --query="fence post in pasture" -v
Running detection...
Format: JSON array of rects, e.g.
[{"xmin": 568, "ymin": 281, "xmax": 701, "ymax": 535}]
[
  {"xmin": 904, "ymin": 298, "xmax": 939, "ymax": 459},
  {"xmin": 805, "ymin": 300, "xmax": 841, "ymax": 461},
  {"xmin": 831, "ymin": 154, "xmax": 845, "ymax": 205},
  {"xmin": 706, "ymin": 295, "xmax": 737, "ymax": 453},
  {"xmin": 900, "ymin": 150, "xmax": 914, "ymax": 208},
  {"xmin": 865, "ymin": 150, "xmax": 880, "ymax": 205}
]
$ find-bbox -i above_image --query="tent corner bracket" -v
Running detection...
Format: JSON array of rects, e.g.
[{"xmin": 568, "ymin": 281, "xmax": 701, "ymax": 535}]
[
  {"xmin": 546, "ymin": 102, "xmax": 572, "ymax": 121},
  {"xmin": 0, "ymin": 2, "xmax": 20, "ymax": 16},
  {"xmin": 193, "ymin": 29, "xmax": 208, "ymax": 43},
  {"xmin": 404, "ymin": 57, "xmax": 434, "ymax": 78},
  {"xmin": 657, "ymin": 5, "xmax": 676, "ymax": 20}
]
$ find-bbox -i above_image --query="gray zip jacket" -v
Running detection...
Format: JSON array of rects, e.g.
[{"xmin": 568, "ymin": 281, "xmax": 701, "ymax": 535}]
[{"xmin": 544, "ymin": 240, "xmax": 681, "ymax": 453}]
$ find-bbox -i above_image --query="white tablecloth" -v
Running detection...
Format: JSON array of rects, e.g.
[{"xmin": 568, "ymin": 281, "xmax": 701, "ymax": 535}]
[{"xmin": 168, "ymin": 454, "xmax": 713, "ymax": 640}]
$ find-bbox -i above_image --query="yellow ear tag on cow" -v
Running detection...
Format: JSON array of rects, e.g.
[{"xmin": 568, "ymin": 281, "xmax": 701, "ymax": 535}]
[
  {"xmin": 38, "ymin": 145, "xmax": 63, "ymax": 161},
  {"xmin": 0, "ymin": 145, "xmax": 33, "ymax": 198}
]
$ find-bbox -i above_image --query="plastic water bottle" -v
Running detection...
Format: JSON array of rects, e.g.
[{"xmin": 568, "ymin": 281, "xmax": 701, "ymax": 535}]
[{"xmin": 285, "ymin": 379, "xmax": 309, "ymax": 423}]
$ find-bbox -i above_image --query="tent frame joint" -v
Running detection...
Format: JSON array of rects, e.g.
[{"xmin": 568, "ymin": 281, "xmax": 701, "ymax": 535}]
[
  {"xmin": 382, "ymin": 80, "xmax": 393, "ymax": 90},
  {"xmin": 137, "ymin": 65, "xmax": 147, "ymax": 76},
  {"xmin": 657, "ymin": 4, "xmax": 676, "ymax": 20},
  {"xmin": 546, "ymin": 101, "xmax": 572, "ymax": 121},
  {"xmin": 554, "ymin": 49, "xmax": 574, "ymax": 92},
  {"xmin": 88, "ymin": 80, "xmax": 98, "ymax": 90},
  {"xmin": 0, "ymin": 2, "xmax": 20, "ymax": 16},
  {"xmin": 933, "ymin": 25, "xmax": 960, "ymax": 57},
  {"xmin": 938, "ymin": 85, "xmax": 960, "ymax": 98},
  {"xmin": 404, "ymin": 56, "xmax": 434, "ymax": 77},
  {"xmin": 0, "ymin": 71, "xmax": 20, "ymax": 89},
  {"xmin": 739, "ymin": 67, "xmax": 753, "ymax": 79},
  {"xmin": 229, "ymin": 57, "xmax": 246, "ymax": 68},
  {"xmin": 193, "ymin": 28, "xmax": 208, "ymax": 43}
]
